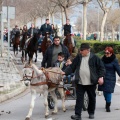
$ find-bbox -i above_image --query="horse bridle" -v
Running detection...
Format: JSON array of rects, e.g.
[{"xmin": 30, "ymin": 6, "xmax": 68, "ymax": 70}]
[
  {"xmin": 23, "ymin": 67, "xmax": 34, "ymax": 81},
  {"xmin": 22, "ymin": 66, "xmax": 63, "ymax": 87}
]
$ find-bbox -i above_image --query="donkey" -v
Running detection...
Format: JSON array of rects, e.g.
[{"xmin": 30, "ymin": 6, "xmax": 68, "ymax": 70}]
[{"xmin": 22, "ymin": 63, "xmax": 66, "ymax": 120}]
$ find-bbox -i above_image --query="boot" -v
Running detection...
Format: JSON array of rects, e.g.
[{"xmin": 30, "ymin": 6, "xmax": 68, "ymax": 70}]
[{"xmin": 106, "ymin": 102, "xmax": 111, "ymax": 112}]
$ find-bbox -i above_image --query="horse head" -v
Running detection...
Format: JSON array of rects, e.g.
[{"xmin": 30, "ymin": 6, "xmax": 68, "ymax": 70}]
[
  {"xmin": 22, "ymin": 63, "xmax": 45, "ymax": 86},
  {"xmin": 45, "ymin": 32, "xmax": 50, "ymax": 38}
]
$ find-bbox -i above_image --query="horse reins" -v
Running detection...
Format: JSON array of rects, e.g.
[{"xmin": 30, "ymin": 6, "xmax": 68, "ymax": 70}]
[{"xmin": 22, "ymin": 66, "xmax": 63, "ymax": 87}]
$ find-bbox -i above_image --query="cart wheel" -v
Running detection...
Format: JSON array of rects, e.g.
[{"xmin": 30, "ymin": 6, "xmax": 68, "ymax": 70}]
[
  {"xmin": 83, "ymin": 92, "xmax": 89, "ymax": 111},
  {"xmin": 48, "ymin": 97, "xmax": 54, "ymax": 109}
]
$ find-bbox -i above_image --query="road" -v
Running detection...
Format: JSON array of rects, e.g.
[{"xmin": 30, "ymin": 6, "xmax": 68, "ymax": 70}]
[{"xmin": 0, "ymin": 46, "xmax": 120, "ymax": 120}]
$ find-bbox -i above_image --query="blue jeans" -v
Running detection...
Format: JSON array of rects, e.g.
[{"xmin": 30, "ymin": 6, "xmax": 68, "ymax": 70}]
[
  {"xmin": 63, "ymin": 74, "xmax": 74, "ymax": 83},
  {"xmin": 103, "ymin": 92, "xmax": 112, "ymax": 102}
]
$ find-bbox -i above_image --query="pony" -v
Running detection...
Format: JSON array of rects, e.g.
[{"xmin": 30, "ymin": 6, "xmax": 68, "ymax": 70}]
[
  {"xmin": 12, "ymin": 31, "xmax": 20, "ymax": 56},
  {"xmin": 41, "ymin": 32, "xmax": 52, "ymax": 56},
  {"xmin": 26, "ymin": 33, "xmax": 38, "ymax": 63},
  {"xmin": 22, "ymin": 63, "xmax": 66, "ymax": 120},
  {"xmin": 63, "ymin": 33, "xmax": 74, "ymax": 55}
]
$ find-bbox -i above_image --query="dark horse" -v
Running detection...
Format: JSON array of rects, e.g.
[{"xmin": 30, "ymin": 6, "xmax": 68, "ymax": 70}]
[
  {"xmin": 20, "ymin": 31, "xmax": 28, "ymax": 63},
  {"xmin": 41, "ymin": 32, "xmax": 52, "ymax": 56},
  {"xmin": 63, "ymin": 34, "xmax": 74, "ymax": 55},
  {"xmin": 12, "ymin": 31, "xmax": 20, "ymax": 56},
  {"xmin": 26, "ymin": 33, "xmax": 38, "ymax": 63}
]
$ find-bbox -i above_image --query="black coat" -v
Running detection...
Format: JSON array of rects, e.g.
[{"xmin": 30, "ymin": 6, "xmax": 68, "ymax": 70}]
[
  {"xmin": 41, "ymin": 43, "xmax": 70, "ymax": 68},
  {"xmin": 98, "ymin": 56, "xmax": 120, "ymax": 93},
  {"xmin": 64, "ymin": 53, "xmax": 106, "ymax": 85},
  {"xmin": 27, "ymin": 28, "xmax": 38, "ymax": 37},
  {"xmin": 39, "ymin": 24, "xmax": 52, "ymax": 36}
]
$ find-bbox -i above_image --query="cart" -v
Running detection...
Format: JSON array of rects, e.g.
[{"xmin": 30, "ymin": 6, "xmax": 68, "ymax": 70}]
[{"xmin": 48, "ymin": 80, "xmax": 89, "ymax": 111}]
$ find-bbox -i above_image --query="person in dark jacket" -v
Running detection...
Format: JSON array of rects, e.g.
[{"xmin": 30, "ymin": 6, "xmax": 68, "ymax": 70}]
[
  {"xmin": 27, "ymin": 23, "xmax": 38, "ymax": 38},
  {"xmin": 98, "ymin": 46, "xmax": 120, "ymax": 112},
  {"xmin": 62, "ymin": 43, "xmax": 105, "ymax": 120},
  {"xmin": 39, "ymin": 19, "xmax": 52, "ymax": 41},
  {"xmin": 41, "ymin": 36, "xmax": 70, "ymax": 68}
]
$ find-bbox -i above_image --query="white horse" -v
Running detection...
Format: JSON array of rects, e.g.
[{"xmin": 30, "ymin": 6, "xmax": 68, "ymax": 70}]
[{"xmin": 22, "ymin": 63, "xmax": 66, "ymax": 120}]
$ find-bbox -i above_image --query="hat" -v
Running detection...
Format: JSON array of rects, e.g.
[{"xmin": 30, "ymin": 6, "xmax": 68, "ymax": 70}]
[{"xmin": 80, "ymin": 43, "xmax": 90, "ymax": 50}]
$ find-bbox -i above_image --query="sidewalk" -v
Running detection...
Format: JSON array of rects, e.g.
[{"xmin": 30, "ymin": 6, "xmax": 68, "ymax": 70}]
[{"xmin": 0, "ymin": 42, "xmax": 26, "ymax": 103}]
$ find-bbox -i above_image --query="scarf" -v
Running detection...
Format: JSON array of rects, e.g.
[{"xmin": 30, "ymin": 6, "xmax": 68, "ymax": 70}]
[{"xmin": 102, "ymin": 54, "xmax": 116, "ymax": 64}]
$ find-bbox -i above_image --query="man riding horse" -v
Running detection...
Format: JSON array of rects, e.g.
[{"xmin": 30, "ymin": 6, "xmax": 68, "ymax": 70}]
[
  {"xmin": 11, "ymin": 25, "xmax": 20, "ymax": 43},
  {"xmin": 38, "ymin": 19, "xmax": 53, "ymax": 45},
  {"xmin": 62, "ymin": 19, "xmax": 75, "ymax": 47}
]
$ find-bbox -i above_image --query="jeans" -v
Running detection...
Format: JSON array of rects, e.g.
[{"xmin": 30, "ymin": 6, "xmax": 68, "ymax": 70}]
[{"xmin": 103, "ymin": 92, "xmax": 112, "ymax": 102}]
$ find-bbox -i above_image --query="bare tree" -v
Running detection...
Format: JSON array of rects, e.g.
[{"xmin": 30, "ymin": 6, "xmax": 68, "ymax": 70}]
[
  {"xmin": 107, "ymin": 9, "xmax": 120, "ymax": 41},
  {"xmin": 97, "ymin": 0, "xmax": 116, "ymax": 41}
]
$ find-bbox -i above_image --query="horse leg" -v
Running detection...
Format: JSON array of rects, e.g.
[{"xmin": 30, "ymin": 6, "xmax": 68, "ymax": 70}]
[
  {"xmin": 25, "ymin": 50, "xmax": 27, "ymax": 61},
  {"xmin": 58, "ymin": 88, "xmax": 66, "ymax": 112},
  {"xmin": 25, "ymin": 90, "xmax": 36, "ymax": 120},
  {"xmin": 49, "ymin": 91, "xmax": 58, "ymax": 114},
  {"xmin": 43, "ymin": 90, "xmax": 49, "ymax": 118},
  {"xmin": 13, "ymin": 45, "xmax": 15, "ymax": 55},
  {"xmin": 34, "ymin": 51, "xmax": 37, "ymax": 62}
]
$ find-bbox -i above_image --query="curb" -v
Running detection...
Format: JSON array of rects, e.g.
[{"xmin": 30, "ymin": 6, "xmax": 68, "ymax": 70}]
[{"xmin": 0, "ymin": 85, "xmax": 26, "ymax": 103}]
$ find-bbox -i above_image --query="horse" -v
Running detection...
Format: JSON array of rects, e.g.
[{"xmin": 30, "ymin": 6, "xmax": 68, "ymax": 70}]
[
  {"xmin": 41, "ymin": 32, "xmax": 52, "ymax": 56},
  {"xmin": 63, "ymin": 34, "xmax": 74, "ymax": 55},
  {"xmin": 12, "ymin": 31, "xmax": 20, "ymax": 56},
  {"xmin": 22, "ymin": 63, "xmax": 66, "ymax": 120},
  {"xmin": 20, "ymin": 31, "xmax": 28, "ymax": 63},
  {"xmin": 26, "ymin": 33, "xmax": 38, "ymax": 63}
]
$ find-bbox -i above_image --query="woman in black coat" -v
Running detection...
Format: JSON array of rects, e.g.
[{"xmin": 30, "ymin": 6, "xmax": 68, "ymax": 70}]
[{"xmin": 99, "ymin": 46, "xmax": 120, "ymax": 112}]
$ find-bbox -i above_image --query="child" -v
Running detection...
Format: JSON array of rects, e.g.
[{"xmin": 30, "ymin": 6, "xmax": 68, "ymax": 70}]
[
  {"xmin": 53, "ymin": 52, "xmax": 66, "ymax": 71},
  {"xmin": 63, "ymin": 56, "xmax": 74, "ymax": 84}
]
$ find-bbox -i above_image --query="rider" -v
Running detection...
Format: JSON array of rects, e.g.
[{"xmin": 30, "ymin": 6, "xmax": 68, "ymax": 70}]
[
  {"xmin": 27, "ymin": 23, "xmax": 38, "ymax": 38},
  {"xmin": 38, "ymin": 19, "xmax": 52, "ymax": 44},
  {"xmin": 11, "ymin": 25, "xmax": 20, "ymax": 42},
  {"xmin": 62, "ymin": 19, "xmax": 75, "ymax": 47}
]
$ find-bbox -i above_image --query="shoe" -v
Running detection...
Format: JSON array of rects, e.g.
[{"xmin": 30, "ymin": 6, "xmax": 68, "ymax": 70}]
[
  {"xmin": 71, "ymin": 115, "xmax": 81, "ymax": 120},
  {"xmin": 106, "ymin": 102, "xmax": 111, "ymax": 112},
  {"xmin": 89, "ymin": 114, "xmax": 94, "ymax": 119}
]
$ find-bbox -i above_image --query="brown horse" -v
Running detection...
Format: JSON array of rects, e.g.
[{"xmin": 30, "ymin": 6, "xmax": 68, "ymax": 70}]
[
  {"xmin": 41, "ymin": 33, "xmax": 52, "ymax": 56},
  {"xmin": 63, "ymin": 34, "xmax": 74, "ymax": 55},
  {"xmin": 12, "ymin": 31, "xmax": 20, "ymax": 56}
]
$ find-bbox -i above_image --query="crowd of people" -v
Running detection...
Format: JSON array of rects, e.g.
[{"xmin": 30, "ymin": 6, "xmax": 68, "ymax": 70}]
[{"xmin": 3, "ymin": 18, "xmax": 120, "ymax": 120}]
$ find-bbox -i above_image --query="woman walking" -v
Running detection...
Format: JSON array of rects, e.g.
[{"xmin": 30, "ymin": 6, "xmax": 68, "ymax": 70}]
[{"xmin": 99, "ymin": 46, "xmax": 120, "ymax": 112}]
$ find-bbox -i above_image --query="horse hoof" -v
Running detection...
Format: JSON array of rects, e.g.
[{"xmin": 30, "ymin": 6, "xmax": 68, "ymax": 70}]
[
  {"xmin": 63, "ymin": 109, "xmax": 66, "ymax": 112},
  {"xmin": 52, "ymin": 111, "xmax": 57, "ymax": 115},
  {"xmin": 25, "ymin": 117, "xmax": 30, "ymax": 120},
  {"xmin": 45, "ymin": 115, "xmax": 49, "ymax": 118}
]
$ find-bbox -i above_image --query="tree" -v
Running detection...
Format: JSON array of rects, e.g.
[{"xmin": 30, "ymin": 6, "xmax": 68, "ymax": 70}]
[
  {"xmin": 97, "ymin": 0, "xmax": 116, "ymax": 41},
  {"xmin": 107, "ymin": 9, "xmax": 120, "ymax": 41}
]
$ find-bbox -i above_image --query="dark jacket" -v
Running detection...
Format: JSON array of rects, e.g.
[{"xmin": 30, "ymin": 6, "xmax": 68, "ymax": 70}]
[
  {"xmin": 41, "ymin": 43, "xmax": 70, "ymax": 68},
  {"xmin": 39, "ymin": 23, "xmax": 52, "ymax": 36},
  {"xmin": 63, "ymin": 24, "xmax": 71, "ymax": 36},
  {"xmin": 98, "ymin": 55, "xmax": 120, "ymax": 93},
  {"xmin": 27, "ymin": 27, "xmax": 38, "ymax": 37},
  {"xmin": 64, "ymin": 53, "xmax": 106, "ymax": 85}
]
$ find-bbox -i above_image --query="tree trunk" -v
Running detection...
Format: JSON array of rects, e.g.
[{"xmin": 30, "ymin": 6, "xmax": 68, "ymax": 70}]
[
  {"xmin": 100, "ymin": 12, "xmax": 108, "ymax": 42},
  {"xmin": 48, "ymin": 12, "xmax": 51, "ymax": 22},
  {"xmin": 33, "ymin": 18, "xmax": 36, "ymax": 26},
  {"xmin": 41, "ymin": 17, "xmax": 43, "ymax": 25},
  {"xmin": 64, "ymin": 7, "xmax": 68, "ymax": 21},
  {"xmin": 83, "ymin": 2, "xmax": 87, "ymax": 40},
  {"xmin": 112, "ymin": 23, "xmax": 115, "ymax": 41},
  {"xmin": 52, "ymin": 13, "xmax": 54, "ymax": 24},
  {"xmin": 61, "ymin": 7, "xmax": 64, "ymax": 26}
]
